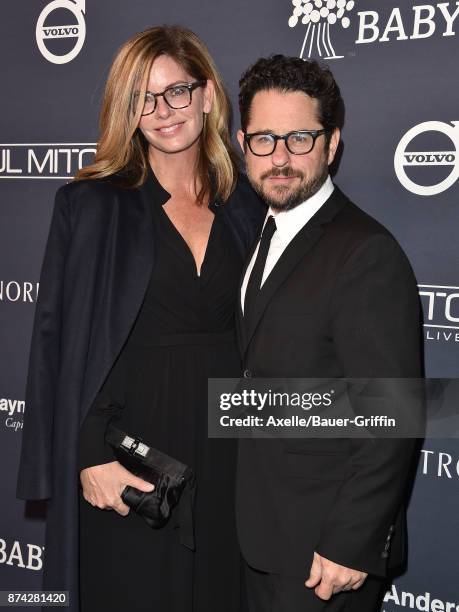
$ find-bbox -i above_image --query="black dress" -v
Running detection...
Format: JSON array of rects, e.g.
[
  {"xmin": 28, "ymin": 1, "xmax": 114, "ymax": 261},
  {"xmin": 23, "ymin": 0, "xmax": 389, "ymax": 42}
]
[{"xmin": 78, "ymin": 176, "xmax": 246, "ymax": 611}]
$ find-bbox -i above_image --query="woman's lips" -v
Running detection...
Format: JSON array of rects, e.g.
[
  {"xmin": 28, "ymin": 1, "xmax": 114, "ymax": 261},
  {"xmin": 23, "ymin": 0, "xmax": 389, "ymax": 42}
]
[{"xmin": 155, "ymin": 122, "xmax": 185, "ymax": 136}]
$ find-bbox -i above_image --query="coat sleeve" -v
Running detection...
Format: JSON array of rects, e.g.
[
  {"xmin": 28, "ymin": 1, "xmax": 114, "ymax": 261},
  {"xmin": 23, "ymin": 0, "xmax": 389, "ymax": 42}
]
[
  {"xmin": 16, "ymin": 186, "xmax": 71, "ymax": 500},
  {"xmin": 315, "ymin": 233, "xmax": 424, "ymax": 576},
  {"xmin": 78, "ymin": 347, "xmax": 127, "ymax": 472}
]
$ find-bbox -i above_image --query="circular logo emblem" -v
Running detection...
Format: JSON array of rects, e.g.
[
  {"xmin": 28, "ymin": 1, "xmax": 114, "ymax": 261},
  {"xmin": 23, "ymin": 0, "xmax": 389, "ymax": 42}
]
[
  {"xmin": 394, "ymin": 121, "xmax": 459, "ymax": 197},
  {"xmin": 36, "ymin": 0, "xmax": 86, "ymax": 65}
]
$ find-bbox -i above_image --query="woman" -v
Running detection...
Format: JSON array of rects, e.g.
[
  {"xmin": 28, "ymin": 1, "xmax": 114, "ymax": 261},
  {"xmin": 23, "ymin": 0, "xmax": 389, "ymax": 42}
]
[{"xmin": 16, "ymin": 26, "xmax": 264, "ymax": 612}]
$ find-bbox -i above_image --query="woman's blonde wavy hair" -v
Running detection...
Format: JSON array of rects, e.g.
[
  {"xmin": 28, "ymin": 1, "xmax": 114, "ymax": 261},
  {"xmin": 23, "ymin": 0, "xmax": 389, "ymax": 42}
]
[{"xmin": 75, "ymin": 25, "xmax": 239, "ymax": 204}]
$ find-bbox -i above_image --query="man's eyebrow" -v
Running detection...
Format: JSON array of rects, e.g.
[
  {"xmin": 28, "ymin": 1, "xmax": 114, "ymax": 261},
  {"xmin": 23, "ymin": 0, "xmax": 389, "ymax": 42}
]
[{"xmin": 247, "ymin": 128, "xmax": 312, "ymax": 134}]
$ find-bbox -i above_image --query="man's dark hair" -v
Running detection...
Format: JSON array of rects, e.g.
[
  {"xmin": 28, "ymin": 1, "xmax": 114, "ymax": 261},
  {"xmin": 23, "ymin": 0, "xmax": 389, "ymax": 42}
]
[{"xmin": 239, "ymin": 55, "xmax": 343, "ymax": 149}]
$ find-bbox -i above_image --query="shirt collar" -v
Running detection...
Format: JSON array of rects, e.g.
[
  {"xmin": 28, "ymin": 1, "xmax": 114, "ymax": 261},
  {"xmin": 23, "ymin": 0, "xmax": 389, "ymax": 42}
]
[
  {"xmin": 144, "ymin": 163, "xmax": 219, "ymax": 211},
  {"xmin": 143, "ymin": 163, "xmax": 170, "ymax": 206},
  {"xmin": 266, "ymin": 175, "xmax": 334, "ymax": 243}
]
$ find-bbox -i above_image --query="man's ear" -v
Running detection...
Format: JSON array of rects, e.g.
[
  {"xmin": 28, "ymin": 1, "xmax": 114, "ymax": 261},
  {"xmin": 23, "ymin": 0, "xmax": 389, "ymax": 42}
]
[
  {"xmin": 327, "ymin": 128, "xmax": 340, "ymax": 165},
  {"xmin": 237, "ymin": 129, "xmax": 246, "ymax": 154}
]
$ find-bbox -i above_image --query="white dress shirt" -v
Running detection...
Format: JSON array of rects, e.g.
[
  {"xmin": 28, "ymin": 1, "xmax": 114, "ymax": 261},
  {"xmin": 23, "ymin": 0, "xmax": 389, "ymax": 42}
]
[{"xmin": 241, "ymin": 175, "xmax": 335, "ymax": 314}]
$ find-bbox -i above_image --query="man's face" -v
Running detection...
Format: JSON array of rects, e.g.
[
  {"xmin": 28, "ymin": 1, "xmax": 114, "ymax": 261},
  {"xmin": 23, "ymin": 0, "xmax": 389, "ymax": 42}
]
[{"xmin": 237, "ymin": 89, "xmax": 340, "ymax": 211}]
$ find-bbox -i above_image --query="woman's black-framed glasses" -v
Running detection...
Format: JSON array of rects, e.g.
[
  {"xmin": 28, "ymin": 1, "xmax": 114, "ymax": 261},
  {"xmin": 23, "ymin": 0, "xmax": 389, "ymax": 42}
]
[
  {"xmin": 244, "ymin": 129, "xmax": 330, "ymax": 156},
  {"xmin": 136, "ymin": 80, "xmax": 207, "ymax": 116}
]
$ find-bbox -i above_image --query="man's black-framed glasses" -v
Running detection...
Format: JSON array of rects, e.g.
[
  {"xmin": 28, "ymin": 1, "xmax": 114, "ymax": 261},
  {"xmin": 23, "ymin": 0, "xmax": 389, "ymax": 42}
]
[
  {"xmin": 244, "ymin": 129, "xmax": 330, "ymax": 156},
  {"xmin": 136, "ymin": 80, "xmax": 207, "ymax": 116}
]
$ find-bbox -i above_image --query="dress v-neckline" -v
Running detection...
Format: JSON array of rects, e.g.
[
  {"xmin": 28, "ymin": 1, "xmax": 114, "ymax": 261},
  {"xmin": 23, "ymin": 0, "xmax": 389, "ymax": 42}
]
[{"xmin": 159, "ymin": 206, "xmax": 217, "ymax": 278}]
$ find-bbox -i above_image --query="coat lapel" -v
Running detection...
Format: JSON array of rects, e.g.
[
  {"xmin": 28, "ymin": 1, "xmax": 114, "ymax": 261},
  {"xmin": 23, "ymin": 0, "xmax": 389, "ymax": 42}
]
[
  {"xmin": 241, "ymin": 186, "xmax": 348, "ymax": 355},
  {"xmin": 236, "ymin": 230, "xmax": 262, "ymax": 353},
  {"xmin": 80, "ymin": 168, "xmax": 170, "ymax": 423}
]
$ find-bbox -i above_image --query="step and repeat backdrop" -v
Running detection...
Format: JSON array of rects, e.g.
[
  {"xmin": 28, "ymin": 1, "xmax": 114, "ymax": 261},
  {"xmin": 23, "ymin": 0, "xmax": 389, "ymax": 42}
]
[{"xmin": 1, "ymin": 1, "xmax": 458, "ymax": 610}]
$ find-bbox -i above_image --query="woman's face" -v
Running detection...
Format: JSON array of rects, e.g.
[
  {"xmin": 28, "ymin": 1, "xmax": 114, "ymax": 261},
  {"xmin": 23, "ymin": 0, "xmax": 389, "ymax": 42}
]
[{"xmin": 138, "ymin": 54, "xmax": 213, "ymax": 156}]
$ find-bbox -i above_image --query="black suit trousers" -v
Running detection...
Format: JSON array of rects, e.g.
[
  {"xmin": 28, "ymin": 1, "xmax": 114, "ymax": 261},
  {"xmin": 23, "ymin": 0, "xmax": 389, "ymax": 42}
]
[{"xmin": 245, "ymin": 562, "xmax": 387, "ymax": 612}]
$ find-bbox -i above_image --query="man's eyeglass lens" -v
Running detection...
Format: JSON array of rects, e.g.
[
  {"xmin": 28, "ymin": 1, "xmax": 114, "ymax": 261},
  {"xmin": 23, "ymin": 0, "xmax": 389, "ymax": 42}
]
[{"xmin": 247, "ymin": 131, "xmax": 326, "ymax": 156}]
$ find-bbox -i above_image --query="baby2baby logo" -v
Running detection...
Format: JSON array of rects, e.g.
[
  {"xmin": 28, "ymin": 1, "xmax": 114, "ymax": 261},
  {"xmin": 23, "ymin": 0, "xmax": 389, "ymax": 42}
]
[{"xmin": 288, "ymin": 1, "xmax": 459, "ymax": 59}]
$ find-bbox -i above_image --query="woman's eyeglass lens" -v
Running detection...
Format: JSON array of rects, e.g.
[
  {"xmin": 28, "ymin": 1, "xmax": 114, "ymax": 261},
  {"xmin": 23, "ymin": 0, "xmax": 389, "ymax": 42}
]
[{"xmin": 134, "ymin": 80, "xmax": 206, "ymax": 116}]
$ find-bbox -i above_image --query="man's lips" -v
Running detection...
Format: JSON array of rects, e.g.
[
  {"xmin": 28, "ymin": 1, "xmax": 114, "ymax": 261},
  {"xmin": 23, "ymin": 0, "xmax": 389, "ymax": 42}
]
[
  {"xmin": 261, "ymin": 169, "xmax": 303, "ymax": 181},
  {"xmin": 264, "ymin": 174, "xmax": 301, "ymax": 183}
]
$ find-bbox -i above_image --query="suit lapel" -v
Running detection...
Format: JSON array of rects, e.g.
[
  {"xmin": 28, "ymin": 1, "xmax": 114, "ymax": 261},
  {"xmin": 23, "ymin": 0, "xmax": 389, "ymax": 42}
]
[
  {"xmin": 242, "ymin": 224, "xmax": 324, "ymax": 352},
  {"xmin": 241, "ymin": 186, "xmax": 348, "ymax": 355},
  {"xmin": 236, "ymin": 228, "xmax": 262, "ymax": 354}
]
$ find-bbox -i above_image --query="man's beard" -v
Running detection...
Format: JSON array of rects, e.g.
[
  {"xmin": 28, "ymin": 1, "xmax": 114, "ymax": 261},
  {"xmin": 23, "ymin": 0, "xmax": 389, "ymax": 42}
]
[{"xmin": 249, "ymin": 162, "xmax": 329, "ymax": 212}]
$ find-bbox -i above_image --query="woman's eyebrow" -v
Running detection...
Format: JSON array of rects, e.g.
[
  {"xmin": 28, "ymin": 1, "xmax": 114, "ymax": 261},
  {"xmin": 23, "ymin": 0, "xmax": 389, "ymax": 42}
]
[{"xmin": 146, "ymin": 80, "xmax": 190, "ymax": 93}]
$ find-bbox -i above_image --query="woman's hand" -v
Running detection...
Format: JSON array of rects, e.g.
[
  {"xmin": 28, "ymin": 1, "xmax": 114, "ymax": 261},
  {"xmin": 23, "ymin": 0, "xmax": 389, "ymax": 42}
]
[{"xmin": 80, "ymin": 461, "xmax": 154, "ymax": 516}]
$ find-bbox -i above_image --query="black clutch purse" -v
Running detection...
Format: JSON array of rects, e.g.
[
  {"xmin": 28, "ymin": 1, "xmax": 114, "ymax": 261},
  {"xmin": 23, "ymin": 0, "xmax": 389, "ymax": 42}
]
[{"xmin": 105, "ymin": 424, "xmax": 196, "ymax": 550}]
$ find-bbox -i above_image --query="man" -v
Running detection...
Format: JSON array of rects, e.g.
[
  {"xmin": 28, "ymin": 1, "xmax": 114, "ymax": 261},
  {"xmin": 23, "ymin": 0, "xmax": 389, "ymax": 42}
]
[{"xmin": 235, "ymin": 55, "xmax": 423, "ymax": 611}]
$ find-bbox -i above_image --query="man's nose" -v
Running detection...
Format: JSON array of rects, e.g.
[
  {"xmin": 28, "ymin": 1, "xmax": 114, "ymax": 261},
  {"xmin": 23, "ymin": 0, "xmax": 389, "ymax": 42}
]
[{"xmin": 271, "ymin": 139, "xmax": 290, "ymax": 167}]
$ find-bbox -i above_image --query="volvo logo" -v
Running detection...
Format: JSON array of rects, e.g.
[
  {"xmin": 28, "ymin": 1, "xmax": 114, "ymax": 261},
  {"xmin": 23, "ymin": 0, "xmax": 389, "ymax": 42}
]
[
  {"xmin": 36, "ymin": 0, "xmax": 86, "ymax": 64},
  {"xmin": 394, "ymin": 121, "xmax": 459, "ymax": 196}
]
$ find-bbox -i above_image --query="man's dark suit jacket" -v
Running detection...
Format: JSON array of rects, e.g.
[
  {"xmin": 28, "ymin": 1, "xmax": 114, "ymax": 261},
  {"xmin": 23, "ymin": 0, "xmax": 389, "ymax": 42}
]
[{"xmin": 236, "ymin": 184, "xmax": 423, "ymax": 579}]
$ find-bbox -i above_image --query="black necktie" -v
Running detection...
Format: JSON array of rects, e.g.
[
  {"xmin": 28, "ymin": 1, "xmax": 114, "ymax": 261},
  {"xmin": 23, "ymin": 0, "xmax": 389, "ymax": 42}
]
[{"xmin": 244, "ymin": 216, "xmax": 277, "ymax": 326}]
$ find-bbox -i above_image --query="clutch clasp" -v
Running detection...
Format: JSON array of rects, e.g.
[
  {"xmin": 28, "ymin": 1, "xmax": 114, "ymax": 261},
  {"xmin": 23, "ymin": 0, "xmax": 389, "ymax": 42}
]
[{"xmin": 121, "ymin": 435, "xmax": 149, "ymax": 458}]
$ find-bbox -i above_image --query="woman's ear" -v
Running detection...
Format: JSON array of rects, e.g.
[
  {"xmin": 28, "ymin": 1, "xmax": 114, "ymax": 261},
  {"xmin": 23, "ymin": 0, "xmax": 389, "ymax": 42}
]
[{"xmin": 203, "ymin": 79, "xmax": 215, "ymax": 115}]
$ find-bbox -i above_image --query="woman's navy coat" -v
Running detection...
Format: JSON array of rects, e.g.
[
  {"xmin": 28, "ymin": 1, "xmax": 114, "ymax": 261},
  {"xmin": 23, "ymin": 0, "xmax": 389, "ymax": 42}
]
[{"xmin": 16, "ymin": 168, "xmax": 265, "ymax": 611}]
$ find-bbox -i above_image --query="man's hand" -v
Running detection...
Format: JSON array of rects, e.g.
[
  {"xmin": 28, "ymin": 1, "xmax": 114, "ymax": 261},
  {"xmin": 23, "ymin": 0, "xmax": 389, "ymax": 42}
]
[
  {"xmin": 305, "ymin": 552, "xmax": 367, "ymax": 600},
  {"xmin": 80, "ymin": 461, "xmax": 154, "ymax": 516}
]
